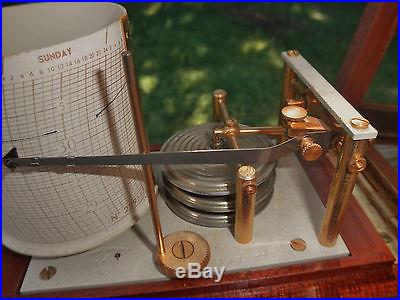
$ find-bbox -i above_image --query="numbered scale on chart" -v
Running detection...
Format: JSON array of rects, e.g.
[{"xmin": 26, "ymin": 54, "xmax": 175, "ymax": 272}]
[{"xmin": 2, "ymin": 4, "xmax": 149, "ymax": 257}]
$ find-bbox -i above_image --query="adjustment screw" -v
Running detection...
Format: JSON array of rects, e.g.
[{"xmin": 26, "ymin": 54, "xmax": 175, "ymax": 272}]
[
  {"xmin": 290, "ymin": 238, "xmax": 307, "ymax": 251},
  {"xmin": 300, "ymin": 136, "xmax": 322, "ymax": 161},
  {"xmin": 39, "ymin": 266, "xmax": 57, "ymax": 280}
]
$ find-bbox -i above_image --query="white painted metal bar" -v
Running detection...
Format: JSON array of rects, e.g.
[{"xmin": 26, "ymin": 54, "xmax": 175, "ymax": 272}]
[{"xmin": 281, "ymin": 52, "xmax": 378, "ymax": 140}]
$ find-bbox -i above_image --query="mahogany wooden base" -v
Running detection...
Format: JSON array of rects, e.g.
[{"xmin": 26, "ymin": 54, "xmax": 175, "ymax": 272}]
[{"xmin": 2, "ymin": 154, "xmax": 397, "ymax": 297}]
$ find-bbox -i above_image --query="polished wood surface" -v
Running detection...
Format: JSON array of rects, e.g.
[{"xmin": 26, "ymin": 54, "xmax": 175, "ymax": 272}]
[
  {"xmin": 335, "ymin": 2, "xmax": 397, "ymax": 107},
  {"xmin": 366, "ymin": 143, "xmax": 398, "ymax": 197},
  {"xmin": 2, "ymin": 153, "xmax": 397, "ymax": 297}
]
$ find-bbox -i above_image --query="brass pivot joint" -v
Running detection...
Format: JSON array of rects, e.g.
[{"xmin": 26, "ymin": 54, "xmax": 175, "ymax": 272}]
[
  {"xmin": 300, "ymin": 136, "xmax": 323, "ymax": 161},
  {"xmin": 210, "ymin": 131, "xmax": 225, "ymax": 149},
  {"xmin": 331, "ymin": 135, "xmax": 345, "ymax": 153},
  {"xmin": 224, "ymin": 118, "xmax": 240, "ymax": 136}
]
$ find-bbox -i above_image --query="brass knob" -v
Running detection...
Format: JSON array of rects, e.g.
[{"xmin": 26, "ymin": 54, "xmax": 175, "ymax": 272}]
[
  {"xmin": 156, "ymin": 231, "xmax": 210, "ymax": 278},
  {"xmin": 300, "ymin": 136, "xmax": 322, "ymax": 161}
]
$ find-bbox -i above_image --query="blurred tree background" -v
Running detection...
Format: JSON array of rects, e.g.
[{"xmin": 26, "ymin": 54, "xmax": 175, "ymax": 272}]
[{"xmin": 122, "ymin": 3, "xmax": 397, "ymax": 144}]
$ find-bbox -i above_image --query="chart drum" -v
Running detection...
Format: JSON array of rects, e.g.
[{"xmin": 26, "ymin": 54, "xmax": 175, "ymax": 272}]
[{"xmin": 2, "ymin": 3, "xmax": 150, "ymax": 257}]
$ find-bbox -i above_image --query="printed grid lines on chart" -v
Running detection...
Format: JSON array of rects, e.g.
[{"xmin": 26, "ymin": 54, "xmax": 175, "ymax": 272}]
[{"xmin": 2, "ymin": 42, "xmax": 147, "ymax": 245}]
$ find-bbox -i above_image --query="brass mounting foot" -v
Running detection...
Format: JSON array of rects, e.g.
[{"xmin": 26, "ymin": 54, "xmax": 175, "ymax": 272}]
[{"xmin": 155, "ymin": 231, "xmax": 210, "ymax": 278}]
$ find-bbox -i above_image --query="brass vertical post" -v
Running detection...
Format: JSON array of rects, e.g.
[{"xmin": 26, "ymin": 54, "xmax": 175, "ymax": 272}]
[
  {"xmin": 212, "ymin": 90, "xmax": 240, "ymax": 149},
  {"xmin": 279, "ymin": 63, "xmax": 295, "ymax": 126},
  {"xmin": 234, "ymin": 166, "xmax": 257, "ymax": 244},
  {"xmin": 212, "ymin": 89, "xmax": 228, "ymax": 122},
  {"xmin": 318, "ymin": 135, "xmax": 368, "ymax": 246},
  {"xmin": 212, "ymin": 89, "xmax": 258, "ymax": 244},
  {"xmin": 122, "ymin": 51, "xmax": 165, "ymax": 254}
]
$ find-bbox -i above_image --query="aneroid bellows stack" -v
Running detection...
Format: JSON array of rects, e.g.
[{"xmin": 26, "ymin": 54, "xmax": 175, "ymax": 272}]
[{"xmin": 160, "ymin": 123, "xmax": 277, "ymax": 227}]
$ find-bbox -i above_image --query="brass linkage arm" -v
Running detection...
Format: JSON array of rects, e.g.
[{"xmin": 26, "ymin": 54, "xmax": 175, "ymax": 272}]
[{"xmin": 213, "ymin": 126, "xmax": 286, "ymax": 138}]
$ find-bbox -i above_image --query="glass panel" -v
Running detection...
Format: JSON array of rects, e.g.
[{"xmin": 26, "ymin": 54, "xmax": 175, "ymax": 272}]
[{"xmin": 365, "ymin": 36, "xmax": 398, "ymax": 105}]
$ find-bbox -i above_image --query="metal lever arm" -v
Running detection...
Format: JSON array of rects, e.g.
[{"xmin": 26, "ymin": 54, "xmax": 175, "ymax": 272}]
[{"xmin": 3, "ymin": 132, "xmax": 331, "ymax": 170}]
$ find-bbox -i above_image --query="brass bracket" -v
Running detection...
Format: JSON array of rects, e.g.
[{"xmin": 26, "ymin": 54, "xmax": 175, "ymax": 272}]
[
  {"xmin": 211, "ymin": 88, "xmax": 330, "ymax": 244},
  {"xmin": 280, "ymin": 50, "xmax": 376, "ymax": 248}
]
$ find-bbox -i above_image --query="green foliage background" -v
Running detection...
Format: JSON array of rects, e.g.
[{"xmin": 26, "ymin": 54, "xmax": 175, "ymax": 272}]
[{"xmin": 122, "ymin": 3, "xmax": 397, "ymax": 144}]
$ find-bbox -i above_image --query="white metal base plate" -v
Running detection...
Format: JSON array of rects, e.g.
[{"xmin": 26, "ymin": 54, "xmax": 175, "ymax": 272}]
[{"xmin": 20, "ymin": 153, "xmax": 349, "ymax": 294}]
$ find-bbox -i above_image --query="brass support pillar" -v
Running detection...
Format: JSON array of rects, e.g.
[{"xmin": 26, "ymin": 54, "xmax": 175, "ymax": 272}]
[
  {"xmin": 212, "ymin": 89, "xmax": 258, "ymax": 244},
  {"xmin": 213, "ymin": 89, "xmax": 228, "ymax": 122},
  {"xmin": 279, "ymin": 63, "xmax": 296, "ymax": 144},
  {"xmin": 122, "ymin": 51, "xmax": 166, "ymax": 255},
  {"xmin": 279, "ymin": 63, "xmax": 295, "ymax": 126},
  {"xmin": 234, "ymin": 166, "xmax": 257, "ymax": 244},
  {"xmin": 212, "ymin": 89, "xmax": 240, "ymax": 149},
  {"xmin": 318, "ymin": 135, "xmax": 368, "ymax": 247}
]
